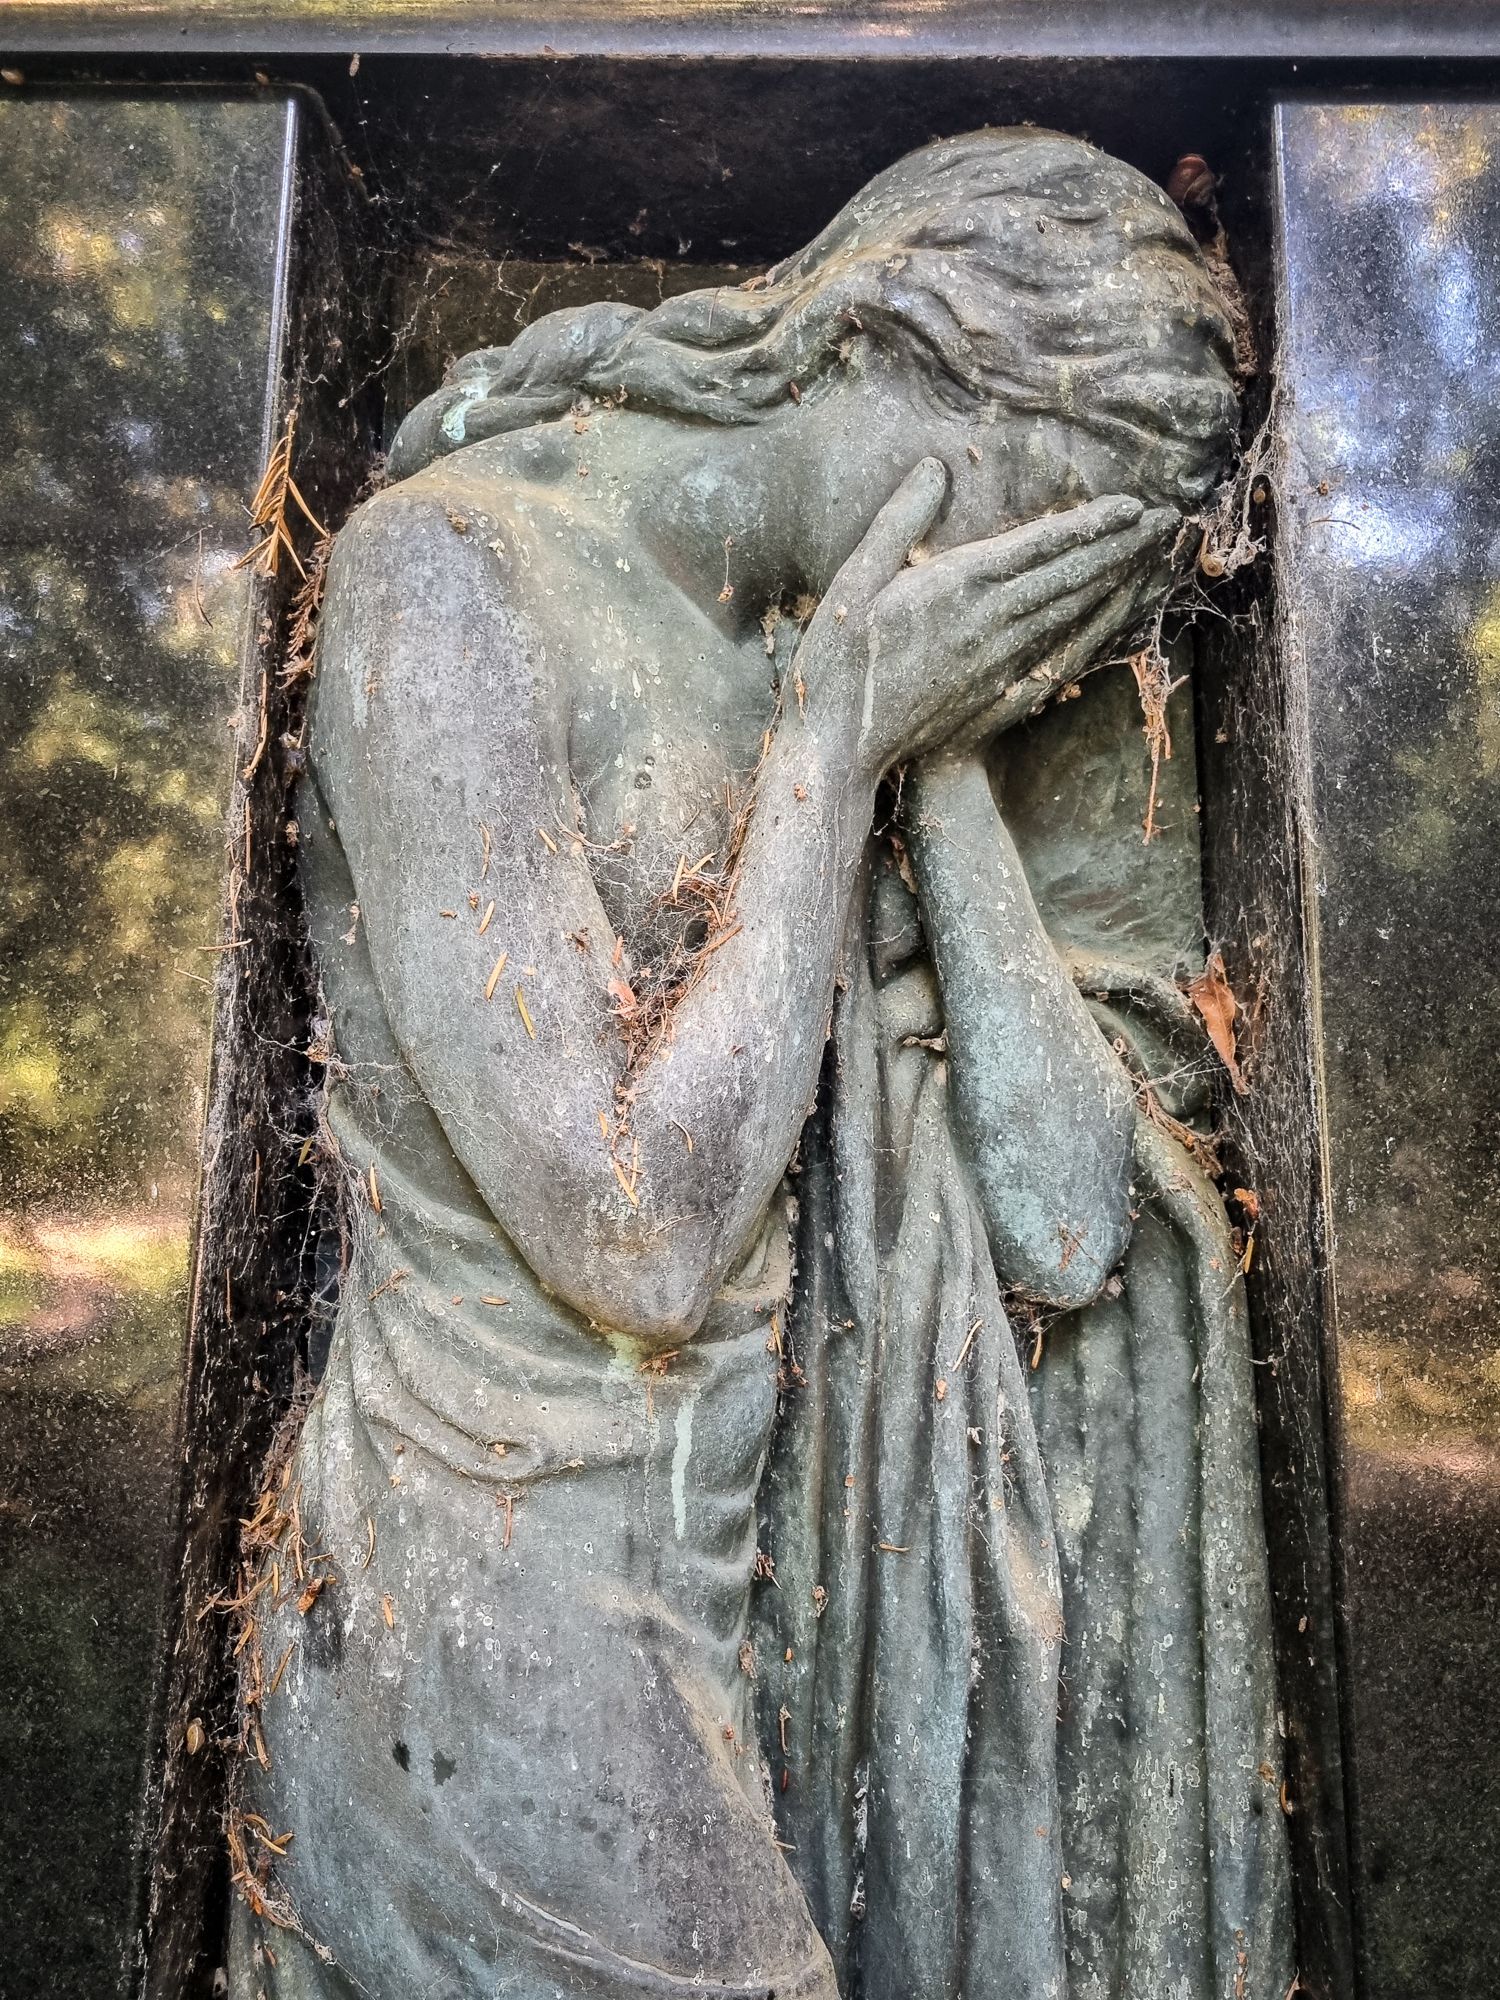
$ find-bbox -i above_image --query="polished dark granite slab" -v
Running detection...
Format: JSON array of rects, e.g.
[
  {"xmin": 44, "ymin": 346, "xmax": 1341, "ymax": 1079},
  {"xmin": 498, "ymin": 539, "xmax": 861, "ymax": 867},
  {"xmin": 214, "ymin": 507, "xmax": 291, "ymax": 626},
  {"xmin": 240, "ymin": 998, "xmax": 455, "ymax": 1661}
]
[
  {"xmin": 10, "ymin": 0, "xmax": 1500, "ymax": 60},
  {"xmin": 0, "ymin": 93, "xmax": 296, "ymax": 1997},
  {"xmin": 1276, "ymin": 101, "xmax": 1500, "ymax": 1996}
]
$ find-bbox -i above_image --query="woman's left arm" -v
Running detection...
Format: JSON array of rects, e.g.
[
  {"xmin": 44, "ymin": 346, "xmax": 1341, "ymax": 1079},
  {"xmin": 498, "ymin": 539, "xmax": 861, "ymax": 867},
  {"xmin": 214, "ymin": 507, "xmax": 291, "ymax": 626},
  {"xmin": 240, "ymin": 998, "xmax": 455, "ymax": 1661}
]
[{"xmin": 905, "ymin": 751, "xmax": 1136, "ymax": 1309}]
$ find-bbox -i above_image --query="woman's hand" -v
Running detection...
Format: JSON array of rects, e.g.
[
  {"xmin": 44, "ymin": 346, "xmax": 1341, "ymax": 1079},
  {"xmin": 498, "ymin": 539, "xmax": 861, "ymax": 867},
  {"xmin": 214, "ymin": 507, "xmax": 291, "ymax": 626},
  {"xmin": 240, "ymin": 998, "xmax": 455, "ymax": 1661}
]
[{"xmin": 790, "ymin": 460, "xmax": 1179, "ymax": 780}]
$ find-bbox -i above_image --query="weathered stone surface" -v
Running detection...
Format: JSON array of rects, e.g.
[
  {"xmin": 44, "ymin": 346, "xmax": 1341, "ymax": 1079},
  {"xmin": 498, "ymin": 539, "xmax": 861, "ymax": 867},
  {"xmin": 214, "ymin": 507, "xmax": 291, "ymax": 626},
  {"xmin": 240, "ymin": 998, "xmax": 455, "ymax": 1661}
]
[{"xmin": 230, "ymin": 130, "xmax": 1289, "ymax": 1998}]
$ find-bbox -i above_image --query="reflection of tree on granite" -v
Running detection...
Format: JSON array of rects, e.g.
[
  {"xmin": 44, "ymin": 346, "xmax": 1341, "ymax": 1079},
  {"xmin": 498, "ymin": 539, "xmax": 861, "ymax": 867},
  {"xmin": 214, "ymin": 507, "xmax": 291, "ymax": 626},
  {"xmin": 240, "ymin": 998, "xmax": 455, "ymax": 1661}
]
[
  {"xmin": 1278, "ymin": 104, "xmax": 1500, "ymax": 1999},
  {"xmin": 230, "ymin": 132, "xmax": 1289, "ymax": 1998},
  {"xmin": 0, "ymin": 97, "xmax": 289, "ymax": 2000},
  {"xmin": 0, "ymin": 99, "xmax": 270, "ymax": 1206},
  {"xmin": 1282, "ymin": 109, "xmax": 1500, "ymax": 1394}
]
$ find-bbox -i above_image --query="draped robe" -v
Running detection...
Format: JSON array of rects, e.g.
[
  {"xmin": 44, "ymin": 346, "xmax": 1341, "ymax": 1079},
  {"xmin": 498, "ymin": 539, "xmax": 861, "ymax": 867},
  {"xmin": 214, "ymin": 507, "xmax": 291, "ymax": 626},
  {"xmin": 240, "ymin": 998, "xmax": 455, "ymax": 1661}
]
[{"xmin": 752, "ymin": 680, "xmax": 1293, "ymax": 2000}]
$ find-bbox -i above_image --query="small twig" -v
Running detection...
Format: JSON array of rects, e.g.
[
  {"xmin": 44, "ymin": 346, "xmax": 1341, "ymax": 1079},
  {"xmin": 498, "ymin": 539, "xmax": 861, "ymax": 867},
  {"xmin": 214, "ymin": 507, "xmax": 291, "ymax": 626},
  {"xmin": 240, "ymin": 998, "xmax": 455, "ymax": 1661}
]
[
  {"xmin": 951, "ymin": 1317, "xmax": 983, "ymax": 1372},
  {"xmin": 1129, "ymin": 618, "xmax": 1186, "ymax": 846},
  {"xmin": 242, "ymin": 665, "xmax": 271, "ymax": 782}
]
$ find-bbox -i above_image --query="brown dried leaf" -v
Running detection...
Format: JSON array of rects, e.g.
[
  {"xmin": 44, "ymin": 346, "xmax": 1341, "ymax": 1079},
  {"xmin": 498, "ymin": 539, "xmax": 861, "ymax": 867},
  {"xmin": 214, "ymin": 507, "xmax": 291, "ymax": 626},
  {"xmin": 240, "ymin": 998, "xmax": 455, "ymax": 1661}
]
[
  {"xmin": 1186, "ymin": 950, "xmax": 1246, "ymax": 1094},
  {"xmin": 607, "ymin": 975, "xmax": 639, "ymax": 1020}
]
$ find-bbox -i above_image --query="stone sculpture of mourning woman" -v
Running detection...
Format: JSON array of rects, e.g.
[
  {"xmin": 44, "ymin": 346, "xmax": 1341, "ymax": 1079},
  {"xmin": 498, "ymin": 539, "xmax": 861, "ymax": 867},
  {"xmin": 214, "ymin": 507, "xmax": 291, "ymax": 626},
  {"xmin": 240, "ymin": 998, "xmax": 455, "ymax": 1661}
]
[{"xmin": 231, "ymin": 130, "xmax": 1292, "ymax": 1999}]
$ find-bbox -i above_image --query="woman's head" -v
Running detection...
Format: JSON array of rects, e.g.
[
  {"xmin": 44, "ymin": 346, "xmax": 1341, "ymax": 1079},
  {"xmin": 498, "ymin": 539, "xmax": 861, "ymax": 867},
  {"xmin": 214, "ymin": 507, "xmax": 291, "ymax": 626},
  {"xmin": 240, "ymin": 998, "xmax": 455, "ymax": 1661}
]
[{"xmin": 390, "ymin": 128, "xmax": 1238, "ymax": 522}]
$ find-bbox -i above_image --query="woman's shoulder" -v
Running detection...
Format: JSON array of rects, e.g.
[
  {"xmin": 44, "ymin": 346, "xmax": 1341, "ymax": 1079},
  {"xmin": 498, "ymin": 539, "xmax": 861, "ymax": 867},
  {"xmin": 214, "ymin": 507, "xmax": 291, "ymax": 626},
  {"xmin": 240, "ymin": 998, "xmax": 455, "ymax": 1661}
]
[
  {"xmin": 356, "ymin": 435, "xmax": 657, "ymax": 613},
  {"xmin": 309, "ymin": 469, "xmax": 582, "ymax": 796}
]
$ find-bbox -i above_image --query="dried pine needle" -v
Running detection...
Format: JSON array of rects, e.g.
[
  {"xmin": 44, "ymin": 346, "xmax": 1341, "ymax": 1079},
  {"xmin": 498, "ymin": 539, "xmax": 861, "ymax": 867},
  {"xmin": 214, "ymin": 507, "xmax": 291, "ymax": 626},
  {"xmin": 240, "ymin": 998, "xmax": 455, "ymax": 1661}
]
[
  {"xmin": 1130, "ymin": 634, "xmax": 1186, "ymax": 845},
  {"xmin": 232, "ymin": 409, "xmax": 327, "ymax": 581},
  {"xmin": 698, "ymin": 921, "xmax": 743, "ymax": 958},
  {"xmin": 484, "ymin": 953, "xmax": 508, "ymax": 1002},
  {"xmin": 478, "ymin": 899, "xmax": 496, "ymax": 935},
  {"xmin": 368, "ymin": 1164, "xmax": 382, "ymax": 1213},
  {"xmin": 242, "ymin": 666, "xmax": 271, "ymax": 782},
  {"xmin": 515, "ymin": 986, "xmax": 536, "ymax": 1038},
  {"xmin": 612, "ymin": 1157, "xmax": 640, "ymax": 1208}
]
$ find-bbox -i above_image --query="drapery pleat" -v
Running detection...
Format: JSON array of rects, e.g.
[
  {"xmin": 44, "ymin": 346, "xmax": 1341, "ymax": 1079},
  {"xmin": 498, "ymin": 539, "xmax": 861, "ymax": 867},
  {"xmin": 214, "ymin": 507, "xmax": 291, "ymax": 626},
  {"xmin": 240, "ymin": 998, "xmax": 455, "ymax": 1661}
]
[
  {"xmin": 753, "ymin": 876, "xmax": 1292, "ymax": 2000},
  {"xmin": 755, "ymin": 882, "xmax": 1067, "ymax": 2000},
  {"xmin": 1032, "ymin": 1120, "xmax": 1291, "ymax": 2000}
]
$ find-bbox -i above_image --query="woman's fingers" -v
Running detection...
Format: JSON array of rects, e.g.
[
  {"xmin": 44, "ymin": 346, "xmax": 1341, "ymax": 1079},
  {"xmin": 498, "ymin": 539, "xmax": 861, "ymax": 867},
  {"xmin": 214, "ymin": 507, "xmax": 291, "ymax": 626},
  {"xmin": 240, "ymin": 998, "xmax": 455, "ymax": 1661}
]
[
  {"xmin": 858, "ymin": 487, "xmax": 1178, "ymax": 770},
  {"xmin": 945, "ymin": 493, "xmax": 1147, "ymax": 584},
  {"xmin": 874, "ymin": 505, "xmax": 1173, "ymax": 652},
  {"xmin": 909, "ymin": 507, "xmax": 1172, "ymax": 661},
  {"xmin": 992, "ymin": 568, "xmax": 1156, "ymax": 681},
  {"xmin": 976, "ymin": 504, "xmax": 1177, "ymax": 602},
  {"xmin": 898, "ymin": 571, "xmax": 1147, "ymax": 762},
  {"xmin": 1050, "ymin": 573, "xmax": 1157, "ymax": 681},
  {"xmin": 993, "ymin": 577, "xmax": 1151, "ymax": 733},
  {"xmin": 831, "ymin": 455, "xmax": 950, "ymax": 608}
]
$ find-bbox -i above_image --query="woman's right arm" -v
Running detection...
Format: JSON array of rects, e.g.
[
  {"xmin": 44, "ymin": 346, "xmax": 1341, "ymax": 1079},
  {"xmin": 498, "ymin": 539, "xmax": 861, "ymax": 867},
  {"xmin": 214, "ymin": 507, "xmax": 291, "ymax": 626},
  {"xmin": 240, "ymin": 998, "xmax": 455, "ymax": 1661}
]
[
  {"xmin": 310, "ymin": 472, "xmax": 938, "ymax": 1345},
  {"xmin": 313, "ymin": 468, "xmax": 1170, "ymax": 1343}
]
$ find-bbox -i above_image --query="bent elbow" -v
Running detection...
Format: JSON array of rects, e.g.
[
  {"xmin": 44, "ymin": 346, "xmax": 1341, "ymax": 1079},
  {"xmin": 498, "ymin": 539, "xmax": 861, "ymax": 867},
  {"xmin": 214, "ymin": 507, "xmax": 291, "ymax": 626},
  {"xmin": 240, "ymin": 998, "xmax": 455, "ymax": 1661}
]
[
  {"xmin": 583, "ymin": 1256, "xmax": 718, "ymax": 1349},
  {"xmin": 524, "ymin": 1208, "xmax": 721, "ymax": 1349},
  {"xmin": 496, "ymin": 1140, "xmax": 741, "ymax": 1347}
]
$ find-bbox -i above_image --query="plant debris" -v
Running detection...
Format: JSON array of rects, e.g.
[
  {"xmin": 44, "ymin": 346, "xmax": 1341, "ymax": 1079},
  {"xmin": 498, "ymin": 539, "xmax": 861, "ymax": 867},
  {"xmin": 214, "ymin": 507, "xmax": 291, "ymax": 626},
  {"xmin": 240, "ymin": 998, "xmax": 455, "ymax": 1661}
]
[
  {"xmin": 233, "ymin": 409, "xmax": 328, "ymax": 582},
  {"xmin": 280, "ymin": 529, "xmax": 335, "ymax": 689},
  {"xmin": 1185, "ymin": 950, "xmax": 1246, "ymax": 1094},
  {"xmin": 215, "ymin": 1392, "xmax": 340, "ymax": 1961},
  {"xmin": 1128, "ymin": 633, "xmax": 1186, "ymax": 845}
]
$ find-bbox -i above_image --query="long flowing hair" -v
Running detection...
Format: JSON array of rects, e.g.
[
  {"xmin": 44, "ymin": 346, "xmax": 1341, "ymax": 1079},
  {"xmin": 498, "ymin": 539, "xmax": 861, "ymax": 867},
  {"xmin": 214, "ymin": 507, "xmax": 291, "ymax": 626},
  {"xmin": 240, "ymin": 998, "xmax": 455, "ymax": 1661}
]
[{"xmin": 389, "ymin": 127, "xmax": 1238, "ymax": 509}]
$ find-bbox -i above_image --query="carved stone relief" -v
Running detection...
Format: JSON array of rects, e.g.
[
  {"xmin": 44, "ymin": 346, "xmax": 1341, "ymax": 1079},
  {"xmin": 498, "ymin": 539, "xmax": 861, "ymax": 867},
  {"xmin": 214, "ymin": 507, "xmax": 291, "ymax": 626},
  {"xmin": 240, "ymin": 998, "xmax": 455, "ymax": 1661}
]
[{"xmin": 229, "ymin": 129, "xmax": 1291, "ymax": 2000}]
